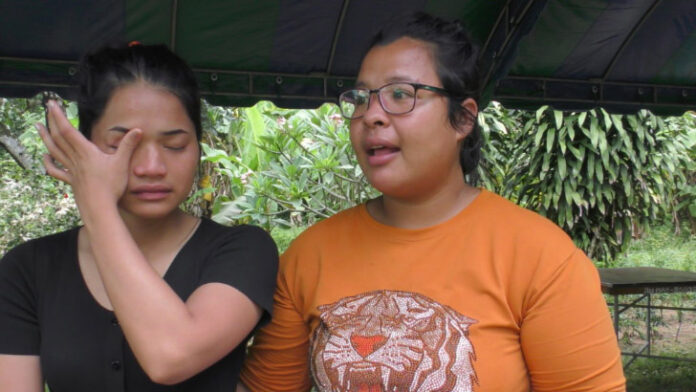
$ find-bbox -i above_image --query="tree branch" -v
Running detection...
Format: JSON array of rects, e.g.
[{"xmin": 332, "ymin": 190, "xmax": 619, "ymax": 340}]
[{"xmin": 0, "ymin": 123, "xmax": 35, "ymax": 171}]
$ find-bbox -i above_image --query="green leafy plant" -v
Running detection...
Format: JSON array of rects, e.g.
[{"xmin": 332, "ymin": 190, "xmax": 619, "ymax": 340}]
[
  {"xmin": 478, "ymin": 105, "xmax": 692, "ymax": 261},
  {"xmin": 0, "ymin": 96, "xmax": 80, "ymax": 252},
  {"xmin": 189, "ymin": 101, "xmax": 377, "ymax": 231},
  {"xmin": 668, "ymin": 111, "xmax": 696, "ymax": 234}
]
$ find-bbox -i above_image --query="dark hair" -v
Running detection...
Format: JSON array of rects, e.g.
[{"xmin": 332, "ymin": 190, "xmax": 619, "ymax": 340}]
[
  {"xmin": 77, "ymin": 43, "xmax": 202, "ymax": 141},
  {"xmin": 368, "ymin": 12, "xmax": 482, "ymax": 177}
]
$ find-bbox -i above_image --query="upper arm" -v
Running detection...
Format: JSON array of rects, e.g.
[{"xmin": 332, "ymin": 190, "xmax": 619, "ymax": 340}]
[
  {"xmin": 240, "ymin": 271, "xmax": 313, "ymax": 392},
  {"xmin": 178, "ymin": 282, "xmax": 263, "ymax": 366},
  {"xmin": 0, "ymin": 244, "xmax": 41, "ymax": 355},
  {"xmin": 155, "ymin": 225, "xmax": 279, "ymax": 382},
  {"xmin": 520, "ymin": 250, "xmax": 625, "ymax": 391},
  {"xmin": 199, "ymin": 225, "xmax": 279, "ymax": 325},
  {"xmin": 0, "ymin": 355, "xmax": 42, "ymax": 392}
]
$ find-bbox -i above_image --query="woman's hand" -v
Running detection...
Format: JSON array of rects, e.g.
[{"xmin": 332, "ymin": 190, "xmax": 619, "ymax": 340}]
[{"xmin": 36, "ymin": 100, "xmax": 142, "ymax": 209}]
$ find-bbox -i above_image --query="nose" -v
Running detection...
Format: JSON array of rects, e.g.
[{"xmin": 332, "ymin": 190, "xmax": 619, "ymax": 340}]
[
  {"xmin": 361, "ymin": 92, "xmax": 388, "ymax": 127},
  {"xmin": 132, "ymin": 144, "xmax": 166, "ymax": 178},
  {"xmin": 350, "ymin": 334, "xmax": 387, "ymax": 358}
]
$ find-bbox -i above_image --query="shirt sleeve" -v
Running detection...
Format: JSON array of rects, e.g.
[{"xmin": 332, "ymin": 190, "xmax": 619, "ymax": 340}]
[
  {"xmin": 240, "ymin": 256, "xmax": 313, "ymax": 392},
  {"xmin": 0, "ymin": 242, "xmax": 40, "ymax": 355},
  {"xmin": 198, "ymin": 224, "xmax": 279, "ymax": 326},
  {"xmin": 520, "ymin": 249, "xmax": 626, "ymax": 391}
]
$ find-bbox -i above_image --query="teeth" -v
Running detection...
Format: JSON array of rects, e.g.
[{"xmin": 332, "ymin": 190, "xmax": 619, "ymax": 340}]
[{"xmin": 371, "ymin": 145, "xmax": 384, "ymax": 150}]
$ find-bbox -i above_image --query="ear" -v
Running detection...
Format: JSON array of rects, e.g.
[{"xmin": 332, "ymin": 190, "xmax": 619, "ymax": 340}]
[{"xmin": 455, "ymin": 98, "xmax": 479, "ymax": 142}]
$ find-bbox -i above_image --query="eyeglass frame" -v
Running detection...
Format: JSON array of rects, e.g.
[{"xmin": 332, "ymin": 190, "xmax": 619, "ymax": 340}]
[{"xmin": 338, "ymin": 82, "xmax": 453, "ymax": 119}]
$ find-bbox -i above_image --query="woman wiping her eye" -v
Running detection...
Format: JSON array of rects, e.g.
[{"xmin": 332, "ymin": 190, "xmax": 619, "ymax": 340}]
[{"xmin": 0, "ymin": 43, "xmax": 278, "ymax": 392}]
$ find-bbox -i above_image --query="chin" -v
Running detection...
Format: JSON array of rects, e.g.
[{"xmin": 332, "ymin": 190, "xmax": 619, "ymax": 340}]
[
  {"xmin": 369, "ymin": 180, "xmax": 409, "ymax": 199},
  {"xmin": 119, "ymin": 203, "xmax": 182, "ymax": 221}
]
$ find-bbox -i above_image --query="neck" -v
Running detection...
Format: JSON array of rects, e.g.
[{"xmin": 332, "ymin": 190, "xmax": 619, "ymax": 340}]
[
  {"xmin": 117, "ymin": 209, "xmax": 199, "ymax": 259},
  {"xmin": 368, "ymin": 177, "xmax": 479, "ymax": 229}
]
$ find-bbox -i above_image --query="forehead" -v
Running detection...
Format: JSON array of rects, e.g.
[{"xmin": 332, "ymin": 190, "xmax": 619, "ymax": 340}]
[
  {"xmin": 106, "ymin": 81, "xmax": 180, "ymax": 109},
  {"xmin": 357, "ymin": 37, "xmax": 440, "ymax": 87},
  {"xmin": 91, "ymin": 81, "xmax": 194, "ymax": 137}
]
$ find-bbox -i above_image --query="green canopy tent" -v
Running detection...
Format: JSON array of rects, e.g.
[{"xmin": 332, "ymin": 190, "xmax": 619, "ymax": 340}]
[{"xmin": 1, "ymin": 0, "xmax": 695, "ymax": 115}]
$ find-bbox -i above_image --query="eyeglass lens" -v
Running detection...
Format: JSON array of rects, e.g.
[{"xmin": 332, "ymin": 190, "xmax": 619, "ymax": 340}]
[{"xmin": 339, "ymin": 83, "xmax": 416, "ymax": 119}]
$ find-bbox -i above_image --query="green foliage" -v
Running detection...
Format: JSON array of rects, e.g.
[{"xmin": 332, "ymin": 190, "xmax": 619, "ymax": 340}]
[
  {"xmin": 669, "ymin": 111, "xmax": 696, "ymax": 234},
  {"xmin": 189, "ymin": 101, "xmax": 377, "ymax": 230},
  {"xmin": 270, "ymin": 226, "xmax": 307, "ymax": 253},
  {"xmin": 0, "ymin": 97, "xmax": 80, "ymax": 252},
  {"xmin": 478, "ymin": 104, "xmax": 693, "ymax": 261},
  {"xmin": 2, "ymin": 96, "xmax": 693, "ymax": 265},
  {"xmin": 625, "ymin": 357, "xmax": 696, "ymax": 391},
  {"xmin": 613, "ymin": 224, "xmax": 696, "ymax": 272}
]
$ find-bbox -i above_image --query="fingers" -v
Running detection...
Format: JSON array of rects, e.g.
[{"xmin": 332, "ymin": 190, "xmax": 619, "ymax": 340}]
[
  {"xmin": 117, "ymin": 128, "xmax": 143, "ymax": 161},
  {"xmin": 45, "ymin": 100, "xmax": 86, "ymax": 159},
  {"xmin": 42, "ymin": 154, "xmax": 71, "ymax": 184},
  {"xmin": 36, "ymin": 122, "xmax": 71, "ymax": 170}
]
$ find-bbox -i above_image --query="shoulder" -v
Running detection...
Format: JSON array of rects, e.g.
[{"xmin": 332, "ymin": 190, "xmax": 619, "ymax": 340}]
[
  {"xmin": 277, "ymin": 205, "xmax": 362, "ymax": 277},
  {"xmin": 287, "ymin": 205, "xmax": 362, "ymax": 248},
  {"xmin": 469, "ymin": 190, "xmax": 580, "ymax": 263},
  {"xmin": 1, "ymin": 228, "xmax": 78, "ymax": 268},
  {"xmin": 197, "ymin": 218, "xmax": 276, "ymax": 248},
  {"xmin": 0, "ymin": 228, "xmax": 79, "ymax": 298},
  {"xmin": 474, "ymin": 190, "xmax": 573, "ymax": 241},
  {"xmin": 192, "ymin": 219, "xmax": 278, "ymax": 274}
]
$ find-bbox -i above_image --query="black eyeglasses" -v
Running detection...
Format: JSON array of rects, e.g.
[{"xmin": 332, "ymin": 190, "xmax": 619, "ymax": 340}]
[{"xmin": 338, "ymin": 82, "xmax": 450, "ymax": 119}]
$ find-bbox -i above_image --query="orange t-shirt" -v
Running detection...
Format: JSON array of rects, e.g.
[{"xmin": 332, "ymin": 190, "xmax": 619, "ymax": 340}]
[{"xmin": 241, "ymin": 190, "xmax": 625, "ymax": 391}]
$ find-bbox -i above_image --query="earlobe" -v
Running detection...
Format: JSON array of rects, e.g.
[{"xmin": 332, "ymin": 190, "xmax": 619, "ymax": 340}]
[{"xmin": 455, "ymin": 98, "xmax": 479, "ymax": 141}]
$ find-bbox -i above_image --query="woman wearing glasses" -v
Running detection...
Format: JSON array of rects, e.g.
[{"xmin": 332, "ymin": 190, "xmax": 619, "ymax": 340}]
[{"xmin": 240, "ymin": 12, "xmax": 625, "ymax": 392}]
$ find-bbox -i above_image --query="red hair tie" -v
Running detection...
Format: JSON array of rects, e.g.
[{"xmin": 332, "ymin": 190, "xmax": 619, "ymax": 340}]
[{"xmin": 128, "ymin": 40, "xmax": 141, "ymax": 47}]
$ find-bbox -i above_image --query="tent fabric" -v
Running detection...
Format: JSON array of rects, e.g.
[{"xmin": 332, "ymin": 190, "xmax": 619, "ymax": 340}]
[{"xmin": 0, "ymin": 0, "xmax": 694, "ymax": 115}]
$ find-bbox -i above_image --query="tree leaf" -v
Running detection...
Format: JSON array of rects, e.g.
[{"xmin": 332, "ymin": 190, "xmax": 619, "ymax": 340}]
[
  {"xmin": 590, "ymin": 116, "xmax": 600, "ymax": 148},
  {"xmin": 558, "ymin": 155, "xmax": 567, "ymax": 178},
  {"xmin": 536, "ymin": 105, "xmax": 548, "ymax": 123},
  {"xmin": 546, "ymin": 127, "xmax": 556, "ymax": 153},
  {"xmin": 578, "ymin": 111, "xmax": 587, "ymax": 127},
  {"xmin": 534, "ymin": 123, "xmax": 548, "ymax": 147},
  {"xmin": 554, "ymin": 110, "xmax": 563, "ymax": 129}
]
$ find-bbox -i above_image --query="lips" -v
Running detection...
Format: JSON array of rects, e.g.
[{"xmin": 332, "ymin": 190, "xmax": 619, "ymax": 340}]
[
  {"xmin": 365, "ymin": 139, "xmax": 400, "ymax": 166},
  {"xmin": 130, "ymin": 185, "xmax": 172, "ymax": 201}
]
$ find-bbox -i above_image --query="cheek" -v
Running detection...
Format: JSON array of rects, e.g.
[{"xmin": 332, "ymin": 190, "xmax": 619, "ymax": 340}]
[
  {"xmin": 181, "ymin": 150, "xmax": 200, "ymax": 176},
  {"xmin": 348, "ymin": 125, "xmax": 362, "ymax": 156},
  {"xmin": 89, "ymin": 134, "xmax": 111, "ymax": 154}
]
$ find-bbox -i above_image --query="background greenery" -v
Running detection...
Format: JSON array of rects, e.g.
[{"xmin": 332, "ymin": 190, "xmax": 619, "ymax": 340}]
[
  {"xmin": 4, "ymin": 95, "xmax": 693, "ymax": 261},
  {"xmin": 1, "ymin": 95, "xmax": 695, "ymax": 389}
]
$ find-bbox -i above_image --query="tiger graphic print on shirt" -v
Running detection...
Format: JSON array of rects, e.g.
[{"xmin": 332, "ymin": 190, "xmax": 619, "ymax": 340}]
[{"xmin": 310, "ymin": 290, "xmax": 478, "ymax": 392}]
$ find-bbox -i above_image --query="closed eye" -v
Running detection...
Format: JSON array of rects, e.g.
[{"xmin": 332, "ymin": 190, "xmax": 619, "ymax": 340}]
[{"xmin": 164, "ymin": 145, "xmax": 186, "ymax": 151}]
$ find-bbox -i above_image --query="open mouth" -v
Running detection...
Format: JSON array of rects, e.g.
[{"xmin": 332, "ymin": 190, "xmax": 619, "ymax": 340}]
[
  {"xmin": 344, "ymin": 363, "xmax": 385, "ymax": 392},
  {"xmin": 368, "ymin": 145, "xmax": 400, "ymax": 156}
]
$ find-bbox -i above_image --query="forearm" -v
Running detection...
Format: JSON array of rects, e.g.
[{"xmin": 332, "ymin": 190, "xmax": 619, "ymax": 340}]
[
  {"xmin": 241, "ymin": 275, "xmax": 313, "ymax": 391},
  {"xmin": 0, "ymin": 355, "xmax": 43, "ymax": 392},
  {"xmin": 83, "ymin": 206, "xmax": 205, "ymax": 379}
]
